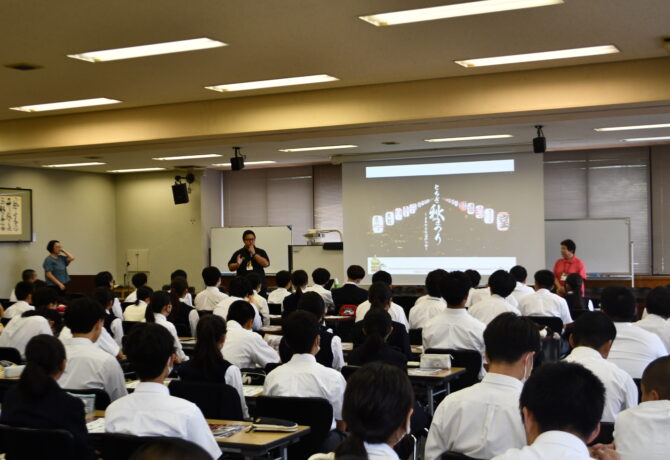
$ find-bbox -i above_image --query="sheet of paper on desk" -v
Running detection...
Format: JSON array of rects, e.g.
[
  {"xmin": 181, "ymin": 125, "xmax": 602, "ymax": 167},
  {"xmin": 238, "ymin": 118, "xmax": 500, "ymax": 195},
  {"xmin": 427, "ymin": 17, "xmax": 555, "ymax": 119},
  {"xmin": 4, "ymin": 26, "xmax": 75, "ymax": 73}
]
[
  {"xmin": 86, "ymin": 418, "xmax": 106, "ymax": 433},
  {"xmin": 210, "ymin": 424, "xmax": 245, "ymax": 438},
  {"xmin": 408, "ymin": 368, "xmax": 442, "ymax": 376},
  {"xmin": 264, "ymin": 334, "xmax": 282, "ymax": 350},
  {"xmin": 262, "ymin": 325, "xmax": 282, "ymax": 333},
  {"xmin": 243, "ymin": 385, "xmax": 264, "ymax": 397},
  {"xmin": 180, "ymin": 339, "xmax": 197, "ymax": 345}
]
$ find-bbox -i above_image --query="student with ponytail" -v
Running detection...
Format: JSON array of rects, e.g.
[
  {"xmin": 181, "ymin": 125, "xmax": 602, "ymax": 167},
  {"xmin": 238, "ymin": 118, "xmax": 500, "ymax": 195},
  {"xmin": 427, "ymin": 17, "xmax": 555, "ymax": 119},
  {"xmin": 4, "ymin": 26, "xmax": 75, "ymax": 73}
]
[
  {"xmin": 168, "ymin": 276, "xmax": 195, "ymax": 336},
  {"xmin": 145, "ymin": 290, "xmax": 188, "ymax": 363},
  {"xmin": 281, "ymin": 269, "xmax": 309, "ymax": 318},
  {"xmin": 123, "ymin": 285, "xmax": 153, "ymax": 322},
  {"xmin": 1, "ymin": 335, "xmax": 93, "ymax": 460},
  {"xmin": 348, "ymin": 309, "xmax": 407, "ymax": 371}
]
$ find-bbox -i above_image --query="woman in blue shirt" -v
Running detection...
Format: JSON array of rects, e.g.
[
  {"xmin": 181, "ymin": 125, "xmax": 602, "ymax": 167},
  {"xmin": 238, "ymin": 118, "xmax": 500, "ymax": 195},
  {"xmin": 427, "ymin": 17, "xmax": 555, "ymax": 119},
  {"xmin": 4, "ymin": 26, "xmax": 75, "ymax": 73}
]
[{"xmin": 43, "ymin": 240, "xmax": 75, "ymax": 292}]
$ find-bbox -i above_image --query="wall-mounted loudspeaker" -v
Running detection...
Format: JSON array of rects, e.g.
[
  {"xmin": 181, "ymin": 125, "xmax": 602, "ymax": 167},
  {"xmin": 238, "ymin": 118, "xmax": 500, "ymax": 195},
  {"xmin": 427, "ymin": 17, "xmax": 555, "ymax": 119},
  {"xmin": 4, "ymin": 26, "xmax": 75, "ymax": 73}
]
[
  {"xmin": 230, "ymin": 156, "xmax": 245, "ymax": 171},
  {"xmin": 172, "ymin": 183, "xmax": 189, "ymax": 204}
]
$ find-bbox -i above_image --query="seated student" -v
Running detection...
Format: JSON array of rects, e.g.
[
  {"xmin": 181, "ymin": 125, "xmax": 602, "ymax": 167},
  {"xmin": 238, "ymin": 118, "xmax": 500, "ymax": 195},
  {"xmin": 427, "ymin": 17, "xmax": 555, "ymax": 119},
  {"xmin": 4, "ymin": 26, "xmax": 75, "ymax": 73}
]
[
  {"xmin": 267, "ymin": 270, "xmax": 292, "ymax": 305},
  {"xmin": 309, "ymin": 362, "xmax": 414, "ymax": 460},
  {"xmin": 614, "ymin": 356, "xmax": 670, "ymax": 460},
  {"xmin": 265, "ymin": 311, "xmax": 347, "ymax": 434},
  {"xmin": 214, "ymin": 276, "xmax": 262, "ymax": 331},
  {"xmin": 518, "ymin": 270, "xmax": 573, "ymax": 327},
  {"xmin": 194, "ymin": 266, "xmax": 227, "ymax": 311},
  {"xmin": 168, "ymin": 276, "xmax": 197, "ymax": 336},
  {"xmin": 57, "ymin": 297, "xmax": 127, "ymax": 401},
  {"xmin": 409, "ymin": 269, "xmax": 447, "ymax": 330},
  {"xmin": 634, "ymin": 286, "xmax": 670, "ymax": 351},
  {"xmin": 92, "ymin": 286, "xmax": 124, "ymax": 348},
  {"xmin": 348, "ymin": 309, "xmax": 407, "ymax": 371},
  {"xmin": 0, "ymin": 335, "xmax": 93, "ymax": 460},
  {"xmin": 123, "ymin": 286, "xmax": 153, "ymax": 322},
  {"xmin": 565, "ymin": 273, "xmax": 594, "ymax": 315},
  {"xmin": 464, "ymin": 269, "xmax": 484, "ymax": 307},
  {"xmin": 601, "ymin": 285, "xmax": 667, "ymax": 379},
  {"xmin": 331, "ymin": 265, "xmax": 368, "ymax": 309},
  {"xmin": 355, "ymin": 271, "xmax": 409, "ymax": 331},
  {"xmin": 0, "ymin": 306, "xmax": 53, "ymax": 359},
  {"xmin": 278, "ymin": 292, "xmax": 344, "ymax": 370},
  {"xmin": 305, "ymin": 267, "xmax": 335, "ymax": 310},
  {"xmin": 124, "ymin": 272, "xmax": 148, "ymax": 304},
  {"xmin": 426, "ymin": 313, "xmax": 540, "ymax": 460},
  {"xmin": 4, "ymin": 281, "xmax": 35, "ymax": 319},
  {"xmin": 145, "ymin": 291, "xmax": 188, "ymax": 363},
  {"xmin": 563, "ymin": 311, "xmax": 638, "ymax": 422},
  {"xmin": 246, "ymin": 272, "xmax": 270, "ymax": 326},
  {"xmin": 282, "ymin": 269, "xmax": 309, "ymax": 317},
  {"xmin": 351, "ymin": 282, "xmax": 412, "ymax": 359},
  {"xmin": 8, "ymin": 268, "xmax": 38, "ymax": 302},
  {"xmin": 94, "ymin": 271, "xmax": 123, "ymax": 319},
  {"xmin": 105, "ymin": 324, "xmax": 221, "ymax": 460},
  {"xmin": 221, "ymin": 300, "xmax": 279, "ymax": 369},
  {"xmin": 469, "ymin": 270, "xmax": 521, "ymax": 325},
  {"xmin": 510, "ymin": 265, "xmax": 535, "ymax": 303},
  {"xmin": 178, "ymin": 314, "xmax": 248, "ymax": 418},
  {"xmin": 491, "ymin": 362, "xmax": 611, "ymax": 460},
  {"xmin": 171, "ymin": 269, "xmax": 193, "ymax": 306}
]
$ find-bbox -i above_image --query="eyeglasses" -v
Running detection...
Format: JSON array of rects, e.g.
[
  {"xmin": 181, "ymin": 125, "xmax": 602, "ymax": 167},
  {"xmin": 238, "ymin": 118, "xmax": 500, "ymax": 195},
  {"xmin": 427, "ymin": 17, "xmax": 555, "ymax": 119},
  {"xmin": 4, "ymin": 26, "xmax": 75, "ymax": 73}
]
[{"xmin": 244, "ymin": 237, "xmax": 256, "ymax": 242}]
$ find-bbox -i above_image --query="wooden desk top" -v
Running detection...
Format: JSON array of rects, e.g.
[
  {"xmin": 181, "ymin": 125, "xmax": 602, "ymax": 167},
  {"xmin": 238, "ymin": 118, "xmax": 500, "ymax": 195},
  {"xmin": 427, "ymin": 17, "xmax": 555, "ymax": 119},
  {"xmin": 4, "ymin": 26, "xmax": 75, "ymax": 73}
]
[
  {"xmin": 341, "ymin": 342, "xmax": 423, "ymax": 354},
  {"xmin": 407, "ymin": 366, "xmax": 466, "ymax": 381}
]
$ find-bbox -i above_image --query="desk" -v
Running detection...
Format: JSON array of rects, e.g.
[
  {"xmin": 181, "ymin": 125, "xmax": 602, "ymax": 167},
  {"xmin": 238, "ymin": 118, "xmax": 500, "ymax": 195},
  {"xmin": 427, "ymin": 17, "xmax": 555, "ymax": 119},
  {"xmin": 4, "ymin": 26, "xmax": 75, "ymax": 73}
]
[{"xmin": 407, "ymin": 367, "xmax": 466, "ymax": 416}]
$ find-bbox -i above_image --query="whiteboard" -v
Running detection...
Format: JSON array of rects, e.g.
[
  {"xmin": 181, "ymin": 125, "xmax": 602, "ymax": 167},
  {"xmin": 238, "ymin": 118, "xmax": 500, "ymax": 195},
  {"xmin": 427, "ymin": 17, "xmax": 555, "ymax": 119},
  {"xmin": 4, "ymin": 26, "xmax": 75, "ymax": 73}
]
[
  {"xmin": 210, "ymin": 226, "xmax": 292, "ymax": 275},
  {"xmin": 545, "ymin": 219, "xmax": 631, "ymax": 275},
  {"xmin": 292, "ymin": 246, "xmax": 345, "ymax": 284}
]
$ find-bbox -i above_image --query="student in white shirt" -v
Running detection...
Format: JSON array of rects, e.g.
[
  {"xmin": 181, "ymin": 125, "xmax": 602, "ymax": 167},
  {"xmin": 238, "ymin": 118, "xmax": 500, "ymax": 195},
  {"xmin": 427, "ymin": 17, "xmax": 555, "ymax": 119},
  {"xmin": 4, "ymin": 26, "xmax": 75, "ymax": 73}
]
[
  {"xmin": 356, "ymin": 271, "xmax": 409, "ymax": 331},
  {"xmin": 408, "ymin": 269, "xmax": 447, "ymax": 330},
  {"xmin": 105, "ymin": 323, "xmax": 221, "ymax": 460},
  {"xmin": 221, "ymin": 300, "xmax": 279, "ymax": 369},
  {"xmin": 518, "ymin": 270, "xmax": 573, "ymax": 327},
  {"xmin": 123, "ymin": 286, "xmax": 153, "ymax": 322},
  {"xmin": 308, "ymin": 362, "xmax": 414, "ymax": 460},
  {"xmin": 214, "ymin": 276, "xmax": 262, "ymax": 331},
  {"xmin": 7, "ymin": 268, "xmax": 38, "ymax": 303},
  {"xmin": 3, "ymin": 281, "xmax": 35, "ymax": 319},
  {"xmin": 267, "ymin": 270, "xmax": 292, "ymax": 306},
  {"xmin": 94, "ymin": 271, "xmax": 123, "ymax": 319},
  {"xmin": 0, "ymin": 307, "xmax": 53, "ymax": 359},
  {"xmin": 426, "ymin": 312, "xmax": 540, "ymax": 460},
  {"xmin": 469, "ymin": 270, "xmax": 521, "ymax": 325},
  {"xmin": 305, "ymin": 267, "xmax": 335, "ymax": 311},
  {"xmin": 601, "ymin": 285, "xmax": 667, "ymax": 379},
  {"xmin": 123, "ymin": 272, "xmax": 147, "ymax": 304},
  {"xmin": 246, "ymin": 272, "xmax": 271, "ymax": 326},
  {"xmin": 57, "ymin": 297, "xmax": 127, "ymax": 401},
  {"xmin": 510, "ymin": 265, "xmax": 535, "ymax": 303},
  {"xmin": 194, "ymin": 266, "xmax": 228, "ymax": 311},
  {"xmin": 614, "ymin": 356, "xmax": 670, "ymax": 460},
  {"xmin": 492, "ymin": 362, "xmax": 615, "ymax": 460},
  {"xmin": 564, "ymin": 311, "xmax": 638, "ymax": 422},
  {"xmin": 145, "ymin": 290, "xmax": 188, "ymax": 363},
  {"xmin": 170, "ymin": 269, "xmax": 193, "ymax": 307},
  {"xmin": 635, "ymin": 286, "xmax": 670, "ymax": 351},
  {"xmin": 465, "ymin": 269, "xmax": 520, "ymax": 309},
  {"xmin": 92, "ymin": 287, "xmax": 124, "ymax": 350}
]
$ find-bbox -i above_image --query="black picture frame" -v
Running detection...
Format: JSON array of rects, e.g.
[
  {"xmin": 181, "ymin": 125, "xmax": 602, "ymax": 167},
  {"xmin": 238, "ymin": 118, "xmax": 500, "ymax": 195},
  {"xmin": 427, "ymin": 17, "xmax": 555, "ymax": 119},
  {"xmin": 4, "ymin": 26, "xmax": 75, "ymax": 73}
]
[{"xmin": 0, "ymin": 188, "xmax": 33, "ymax": 242}]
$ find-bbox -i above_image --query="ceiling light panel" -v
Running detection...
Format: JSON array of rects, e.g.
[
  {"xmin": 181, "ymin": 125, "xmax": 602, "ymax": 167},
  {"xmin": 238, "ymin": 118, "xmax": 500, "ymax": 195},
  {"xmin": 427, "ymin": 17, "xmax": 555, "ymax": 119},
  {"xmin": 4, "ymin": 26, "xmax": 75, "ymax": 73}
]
[
  {"xmin": 278, "ymin": 145, "xmax": 357, "ymax": 152},
  {"xmin": 153, "ymin": 154, "xmax": 221, "ymax": 161},
  {"xmin": 206, "ymin": 75, "xmax": 338, "ymax": 92},
  {"xmin": 455, "ymin": 45, "xmax": 619, "ymax": 68},
  {"xmin": 10, "ymin": 98, "xmax": 120, "ymax": 112},
  {"xmin": 67, "ymin": 38, "xmax": 227, "ymax": 62},
  {"xmin": 107, "ymin": 168, "xmax": 166, "ymax": 173},
  {"xmin": 212, "ymin": 161, "xmax": 277, "ymax": 167},
  {"xmin": 425, "ymin": 135, "xmax": 513, "ymax": 142},
  {"xmin": 43, "ymin": 162, "xmax": 106, "ymax": 168},
  {"xmin": 595, "ymin": 123, "xmax": 670, "ymax": 132},
  {"xmin": 623, "ymin": 136, "xmax": 670, "ymax": 142}
]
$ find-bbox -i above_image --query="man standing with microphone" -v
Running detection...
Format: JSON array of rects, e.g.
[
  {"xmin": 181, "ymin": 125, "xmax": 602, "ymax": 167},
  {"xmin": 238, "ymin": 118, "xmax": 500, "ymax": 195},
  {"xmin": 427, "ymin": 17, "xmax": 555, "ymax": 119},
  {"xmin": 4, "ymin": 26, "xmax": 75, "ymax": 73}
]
[{"xmin": 228, "ymin": 230, "xmax": 270, "ymax": 294}]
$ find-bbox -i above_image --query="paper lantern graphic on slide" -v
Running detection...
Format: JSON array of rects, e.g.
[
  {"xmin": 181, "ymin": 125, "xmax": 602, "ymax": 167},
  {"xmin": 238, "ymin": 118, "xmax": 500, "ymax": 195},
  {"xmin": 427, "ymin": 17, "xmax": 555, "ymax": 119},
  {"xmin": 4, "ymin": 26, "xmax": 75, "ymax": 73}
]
[
  {"xmin": 475, "ymin": 205, "xmax": 484, "ymax": 219},
  {"xmin": 395, "ymin": 208, "xmax": 403, "ymax": 221},
  {"xmin": 496, "ymin": 212, "xmax": 511, "ymax": 231},
  {"xmin": 484, "ymin": 208, "xmax": 495, "ymax": 224},
  {"xmin": 372, "ymin": 215, "xmax": 384, "ymax": 233},
  {"xmin": 467, "ymin": 202, "xmax": 475, "ymax": 215},
  {"xmin": 385, "ymin": 211, "xmax": 395, "ymax": 226}
]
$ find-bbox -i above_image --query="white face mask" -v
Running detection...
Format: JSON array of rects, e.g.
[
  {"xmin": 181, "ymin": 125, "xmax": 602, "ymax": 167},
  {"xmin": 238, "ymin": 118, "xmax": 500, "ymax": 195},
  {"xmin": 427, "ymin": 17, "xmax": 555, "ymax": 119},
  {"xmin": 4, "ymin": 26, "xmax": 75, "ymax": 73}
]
[{"xmin": 521, "ymin": 354, "xmax": 533, "ymax": 383}]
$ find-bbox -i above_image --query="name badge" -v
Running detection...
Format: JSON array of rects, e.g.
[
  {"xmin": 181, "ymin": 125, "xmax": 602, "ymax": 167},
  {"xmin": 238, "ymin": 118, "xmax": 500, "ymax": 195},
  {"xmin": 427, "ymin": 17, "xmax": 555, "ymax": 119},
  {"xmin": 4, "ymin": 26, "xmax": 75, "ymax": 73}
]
[
  {"xmin": 247, "ymin": 260, "xmax": 253, "ymax": 270},
  {"xmin": 560, "ymin": 273, "xmax": 567, "ymax": 281}
]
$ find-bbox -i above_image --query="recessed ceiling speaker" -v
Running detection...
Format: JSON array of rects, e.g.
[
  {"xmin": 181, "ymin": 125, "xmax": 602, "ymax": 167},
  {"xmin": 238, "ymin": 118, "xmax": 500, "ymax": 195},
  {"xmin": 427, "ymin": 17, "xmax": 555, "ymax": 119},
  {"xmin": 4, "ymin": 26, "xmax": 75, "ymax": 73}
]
[
  {"xmin": 230, "ymin": 146, "xmax": 245, "ymax": 171},
  {"xmin": 533, "ymin": 125, "xmax": 546, "ymax": 154},
  {"xmin": 172, "ymin": 183, "xmax": 189, "ymax": 204}
]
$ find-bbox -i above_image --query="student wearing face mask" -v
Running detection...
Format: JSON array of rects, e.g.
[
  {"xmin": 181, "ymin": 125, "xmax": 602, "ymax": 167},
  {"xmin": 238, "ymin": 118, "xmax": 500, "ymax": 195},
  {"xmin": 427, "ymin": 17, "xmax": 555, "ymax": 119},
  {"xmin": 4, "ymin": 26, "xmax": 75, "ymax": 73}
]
[
  {"xmin": 145, "ymin": 291, "xmax": 188, "ymax": 363},
  {"xmin": 425, "ymin": 312, "xmax": 541, "ymax": 460}
]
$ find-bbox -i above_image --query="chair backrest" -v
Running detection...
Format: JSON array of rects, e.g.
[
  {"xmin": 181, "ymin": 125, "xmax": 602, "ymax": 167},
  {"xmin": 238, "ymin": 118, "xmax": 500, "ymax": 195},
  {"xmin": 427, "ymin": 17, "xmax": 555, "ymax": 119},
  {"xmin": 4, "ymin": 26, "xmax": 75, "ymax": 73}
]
[
  {"xmin": 90, "ymin": 432, "xmax": 184, "ymax": 460},
  {"xmin": 409, "ymin": 328, "xmax": 422, "ymax": 346},
  {"xmin": 121, "ymin": 321, "xmax": 141, "ymax": 335},
  {"xmin": 168, "ymin": 380, "xmax": 243, "ymax": 420},
  {"xmin": 173, "ymin": 322, "xmax": 191, "ymax": 337},
  {"xmin": 64, "ymin": 388, "xmax": 111, "ymax": 411},
  {"xmin": 197, "ymin": 310, "xmax": 213, "ymax": 319},
  {"xmin": 0, "ymin": 379, "xmax": 19, "ymax": 405},
  {"xmin": 0, "ymin": 423, "xmax": 75, "ymax": 460},
  {"xmin": 0, "ymin": 347, "xmax": 22, "ymax": 364},
  {"xmin": 441, "ymin": 451, "xmax": 482, "ymax": 460},
  {"xmin": 265, "ymin": 362, "xmax": 282, "ymax": 374},
  {"xmin": 341, "ymin": 365, "xmax": 360, "ymax": 381},
  {"xmin": 425, "ymin": 348, "xmax": 482, "ymax": 391},
  {"xmin": 525, "ymin": 316, "xmax": 564, "ymax": 334},
  {"xmin": 255, "ymin": 396, "xmax": 333, "ymax": 460},
  {"xmin": 268, "ymin": 303, "xmax": 282, "ymax": 315},
  {"xmin": 588, "ymin": 422, "xmax": 614, "ymax": 446}
]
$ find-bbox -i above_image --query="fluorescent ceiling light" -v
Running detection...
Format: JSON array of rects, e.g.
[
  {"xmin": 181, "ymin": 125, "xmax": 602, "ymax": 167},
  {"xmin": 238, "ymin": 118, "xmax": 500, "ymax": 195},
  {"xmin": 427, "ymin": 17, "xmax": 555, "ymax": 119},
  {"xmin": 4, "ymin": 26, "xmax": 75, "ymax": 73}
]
[
  {"xmin": 206, "ymin": 74, "xmax": 338, "ymax": 92},
  {"xmin": 622, "ymin": 136, "xmax": 670, "ymax": 142},
  {"xmin": 43, "ymin": 162, "xmax": 106, "ymax": 168},
  {"xmin": 107, "ymin": 168, "xmax": 166, "ymax": 173},
  {"xmin": 67, "ymin": 38, "xmax": 227, "ymax": 62},
  {"xmin": 279, "ymin": 145, "xmax": 357, "ymax": 152},
  {"xmin": 153, "ymin": 154, "xmax": 221, "ymax": 161},
  {"xmin": 455, "ymin": 45, "xmax": 619, "ymax": 68},
  {"xmin": 366, "ymin": 159, "xmax": 515, "ymax": 178},
  {"xmin": 425, "ymin": 134, "xmax": 513, "ymax": 142},
  {"xmin": 360, "ymin": 0, "xmax": 563, "ymax": 26},
  {"xmin": 595, "ymin": 123, "xmax": 670, "ymax": 132},
  {"xmin": 10, "ymin": 97, "xmax": 120, "ymax": 113},
  {"xmin": 212, "ymin": 161, "xmax": 277, "ymax": 167}
]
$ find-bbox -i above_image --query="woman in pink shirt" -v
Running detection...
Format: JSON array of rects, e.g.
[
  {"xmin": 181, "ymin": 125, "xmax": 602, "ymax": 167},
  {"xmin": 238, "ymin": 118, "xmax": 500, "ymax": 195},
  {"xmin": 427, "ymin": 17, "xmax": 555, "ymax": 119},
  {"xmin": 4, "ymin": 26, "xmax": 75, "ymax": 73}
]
[{"xmin": 553, "ymin": 239, "xmax": 586, "ymax": 295}]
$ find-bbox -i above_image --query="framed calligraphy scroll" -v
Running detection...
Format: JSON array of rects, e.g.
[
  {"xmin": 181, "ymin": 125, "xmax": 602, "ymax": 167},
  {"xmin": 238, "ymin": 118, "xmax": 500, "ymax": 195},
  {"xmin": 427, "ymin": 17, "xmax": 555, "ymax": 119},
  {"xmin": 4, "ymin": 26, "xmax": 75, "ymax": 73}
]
[{"xmin": 0, "ymin": 188, "xmax": 33, "ymax": 242}]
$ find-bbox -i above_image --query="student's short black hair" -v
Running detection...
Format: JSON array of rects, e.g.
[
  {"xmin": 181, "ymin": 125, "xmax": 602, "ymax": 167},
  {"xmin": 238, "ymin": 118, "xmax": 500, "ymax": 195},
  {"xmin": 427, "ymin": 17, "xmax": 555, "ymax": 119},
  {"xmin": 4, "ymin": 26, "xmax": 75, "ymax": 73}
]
[
  {"xmin": 641, "ymin": 356, "xmax": 670, "ymax": 400},
  {"xmin": 646, "ymin": 286, "xmax": 670, "ymax": 318},
  {"xmin": 484, "ymin": 313, "xmax": 540, "ymax": 363},
  {"xmin": 227, "ymin": 300, "xmax": 256, "ymax": 325},
  {"xmin": 572, "ymin": 311, "xmax": 617, "ymax": 349},
  {"xmin": 33, "ymin": 287, "xmax": 58, "ymax": 308},
  {"xmin": 347, "ymin": 265, "xmax": 365, "ymax": 281},
  {"xmin": 600, "ymin": 285, "xmax": 636, "ymax": 322},
  {"xmin": 368, "ymin": 282, "xmax": 393, "ymax": 310},
  {"xmin": 439, "ymin": 271, "xmax": 471, "ymax": 306},
  {"xmin": 371, "ymin": 270, "xmax": 392, "ymax": 286},
  {"xmin": 246, "ymin": 272, "xmax": 262, "ymax": 290},
  {"xmin": 425, "ymin": 269, "xmax": 448, "ymax": 298},
  {"xmin": 94, "ymin": 271, "xmax": 114, "ymax": 288},
  {"xmin": 465, "ymin": 269, "xmax": 481, "ymax": 288},
  {"xmin": 171, "ymin": 269, "xmax": 187, "ymax": 281},
  {"xmin": 312, "ymin": 268, "xmax": 330, "ymax": 285},
  {"xmin": 228, "ymin": 276, "xmax": 253, "ymax": 298},
  {"xmin": 92, "ymin": 286, "xmax": 114, "ymax": 308},
  {"xmin": 21, "ymin": 269, "xmax": 37, "ymax": 282},
  {"xmin": 243, "ymin": 230, "xmax": 255, "ymax": 240},
  {"xmin": 136, "ymin": 286, "xmax": 154, "ymax": 303},
  {"xmin": 46, "ymin": 240, "xmax": 59, "ymax": 253},
  {"xmin": 298, "ymin": 291, "xmax": 326, "ymax": 320},
  {"xmin": 274, "ymin": 270, "xmax": 291, "ymax": 288},
  {"xmin": 488, "ymin": 270, "xmax": 516, "ymax": 298},
  {"xmin": 510, "ymin": 265, "xmax": 528, "ymax": 283},
  {"xmin": 129, "ymin": 438, "xmax": 212, "ymax": 460},
  {"xmin": 124, "ymin": 323, "xmax": 175, "ymax": 380},
  {"xmin": 561, "ymin": 239, "xmax": 577, "ymax": 253},
  {"xmin": 14, "ymin": 281, "xmax": 34, "ymax": 301},
  {"xmin": 534, "ymin": 270, "xmax": 555, "ymax": 289},
  {"xmin": 283, "ymin": 310, "xmax": 320, "ymax": 354},
  {"xmin": 131, "ymin": 272, "xmax": 148, "ymax": 288},
  {"xmin": 64, "ymin": 297, "xmax": 105, "ymax": 334},
  {"xmin": 201, "ymin": 266, "xmax": 221, "ymax": 287},
  {"xmin": 291, "ymin": 270, "xmax": 309, "ymax": 289},
  {"xmin": 520, "ymin": 362, "xmax": 605, "ymax": 440}
]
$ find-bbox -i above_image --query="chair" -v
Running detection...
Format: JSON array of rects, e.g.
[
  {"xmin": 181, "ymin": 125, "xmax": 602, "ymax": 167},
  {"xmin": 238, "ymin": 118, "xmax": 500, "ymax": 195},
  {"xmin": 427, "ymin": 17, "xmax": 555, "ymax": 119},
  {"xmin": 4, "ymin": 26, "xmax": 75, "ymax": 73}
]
[
  {"xmin": 121, "ymin": 321, "xmax": 141, "ymax": 334},
  {"xmin": 425, "ymin": 348, "xmax": 482, "ymax": 392},
  {"xmin": 197, "ymin": 310, "xmax": 213, "ymax": 319},
  {"xmin": 525, "ymin": 316, "xmax": 564, "ymax": 334},
  {"xmin": 265, "ymin": 362, "xmax": 282, "ymax": 373},
  {"xmin": 341, "ymin": 365, "xmax": 360, "ymax": 381},
  {"xmin": 588, "ymin": 422, "xmax": 614, "ymax": 446},
  {"xmin": 90, "ymin": 432, "xmax": 185, "ymax": 460},
  {"xmin": 64, "ymin": 388, "xmax": 111, "ymax": 410},
  {"xmin": 255, "ymin": 396, "xmax": 333, "ymax": 460},
  {"xmin": 394, "ymin": 295, "xmax": 419, "ymax": 319},
  {"xmin": 268, "ymin": 303, "xmax": 282, "ymax": 315},
  {"xmin": 0, "ymin": 347, "xmax": 22, "ymax": 364},
  {"xmin": 0, "ymin": 424, "xmax": 75, "ymax": 460},
  {"xmin": 0, "ymin": 379, "xmax": 19, "ymax": 403},
  {"xmin": 441, "ymin": 451, "xmax": 482, "ymax": 460},
  {"xmin": 173, "ymin": 322, "xmax": 191, "ymax": 337},
  {"xmin": 409, "ymin": 328, "xmax": 422, "ymax": 346},
  {"xmin": 168, "ymin": 380, "xmax": 243, "ymax": 420}
]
